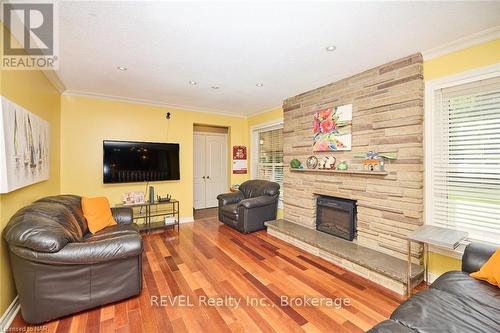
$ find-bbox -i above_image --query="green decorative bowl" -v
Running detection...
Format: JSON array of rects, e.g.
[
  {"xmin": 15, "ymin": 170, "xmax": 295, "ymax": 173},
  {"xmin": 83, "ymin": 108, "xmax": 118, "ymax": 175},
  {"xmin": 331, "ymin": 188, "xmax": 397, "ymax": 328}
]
[
  {"xmin": 290, "ymin": 159, "xmax": 302, "ymax": 169},
  {"xmin": 337, "ymin": 161, "xmax": 348, "ymax": 170}
]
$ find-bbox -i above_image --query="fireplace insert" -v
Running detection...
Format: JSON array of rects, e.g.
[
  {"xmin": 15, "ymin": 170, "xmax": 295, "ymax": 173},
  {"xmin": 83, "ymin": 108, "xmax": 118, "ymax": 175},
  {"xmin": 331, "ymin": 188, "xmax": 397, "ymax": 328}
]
[{"xmin": 316, "ymin": 196, "xmax": 357, "ymax": 241}]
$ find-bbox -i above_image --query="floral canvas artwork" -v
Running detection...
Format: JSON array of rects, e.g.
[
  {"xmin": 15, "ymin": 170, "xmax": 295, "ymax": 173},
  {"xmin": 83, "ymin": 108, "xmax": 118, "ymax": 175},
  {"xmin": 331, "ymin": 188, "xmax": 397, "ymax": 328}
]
[{"xmin": 313, "ymin": 104, "xmax": 352, "ymax": 151}]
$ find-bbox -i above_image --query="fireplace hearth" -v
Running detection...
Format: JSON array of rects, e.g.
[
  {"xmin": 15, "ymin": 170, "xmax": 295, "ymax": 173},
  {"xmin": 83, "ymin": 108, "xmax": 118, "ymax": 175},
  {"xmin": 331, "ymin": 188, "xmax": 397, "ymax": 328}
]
[{"xmin": 316, "ymin": 196, "xmax": 357, "ymax": 241}]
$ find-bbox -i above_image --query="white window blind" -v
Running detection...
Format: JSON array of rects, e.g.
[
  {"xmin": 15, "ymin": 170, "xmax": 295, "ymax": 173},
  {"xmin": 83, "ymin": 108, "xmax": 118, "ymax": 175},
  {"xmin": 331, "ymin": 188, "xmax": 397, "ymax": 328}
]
[
  {"xmin": 430, "ymin": 75, "xmax": 500, "ymax": 243},
  {"xmin": 254, "ymin": 126, "xmax": 283, "ymax": 189}
]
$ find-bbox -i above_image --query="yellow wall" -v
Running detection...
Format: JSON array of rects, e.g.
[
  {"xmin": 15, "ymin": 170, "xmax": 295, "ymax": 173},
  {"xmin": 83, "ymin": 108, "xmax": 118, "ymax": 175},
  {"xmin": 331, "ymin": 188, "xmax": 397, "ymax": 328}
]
[
  {"xmin": 424, "ymin": 38, "xmax": 500, "ymax": 277},
  {"xmin": 424, "ymin": 38, "xmax": 500, "ymax": 80},
  {"xmin": 0, "ymin": 31, "xmax": 61, "ymax": 314},
  {"xmin": 248, "ymin": 108, "xmax": 284, "ymax": 128},
  {"xmin": 428, "ymin": 252, "xmax": 462, "ymax": 276},
  {"xmin": 248, "ymin": 107, "xmax": 284, "ymax": 219},
  {"xmin": 60, "ymin": 95, "xmax": 248, "ymax": 218}
]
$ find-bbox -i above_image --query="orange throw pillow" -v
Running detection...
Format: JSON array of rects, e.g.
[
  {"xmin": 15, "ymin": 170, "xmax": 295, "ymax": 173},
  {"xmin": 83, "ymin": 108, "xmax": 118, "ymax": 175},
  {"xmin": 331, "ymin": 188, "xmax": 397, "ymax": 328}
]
[
  {"xmin": 81, "ymin": 197, "xmax": 117, "ymax": 234},
  {"xmin": 470, "ymin": 248, "xmax": 500, "ymax": 288}
]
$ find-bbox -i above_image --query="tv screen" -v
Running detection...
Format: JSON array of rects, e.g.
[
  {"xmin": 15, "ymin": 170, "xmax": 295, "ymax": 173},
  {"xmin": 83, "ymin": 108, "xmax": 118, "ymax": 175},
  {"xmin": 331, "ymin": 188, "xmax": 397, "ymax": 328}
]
[{"xmin": 103, "ymin": 140, "xmax": 180, "ymax": 183}]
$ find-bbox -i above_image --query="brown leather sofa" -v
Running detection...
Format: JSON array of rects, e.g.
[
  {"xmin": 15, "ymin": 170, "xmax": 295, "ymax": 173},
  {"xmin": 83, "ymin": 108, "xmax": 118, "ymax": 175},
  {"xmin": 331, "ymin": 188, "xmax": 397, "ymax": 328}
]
[
  {"xmin": 368, "ymin": 242, "xmax": 500, "ymax": 333},
  {"xmin": 3, "ymin": 195, "xmax": 143, "ymax": 324},
  {"xmin": 217, "ymin": 180, "xmax": 280, "ymax": 233}
]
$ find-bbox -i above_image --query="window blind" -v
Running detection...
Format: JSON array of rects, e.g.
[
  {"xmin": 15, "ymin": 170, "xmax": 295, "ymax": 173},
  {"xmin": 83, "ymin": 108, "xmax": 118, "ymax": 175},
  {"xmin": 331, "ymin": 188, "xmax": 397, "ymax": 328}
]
[
  {"xmin": 256, "ymin": 127, "xmax": 283, "ymax": 189},
  {"xmin": 431, "ymin": 75, "xmax": 500, "ymax": 242}
]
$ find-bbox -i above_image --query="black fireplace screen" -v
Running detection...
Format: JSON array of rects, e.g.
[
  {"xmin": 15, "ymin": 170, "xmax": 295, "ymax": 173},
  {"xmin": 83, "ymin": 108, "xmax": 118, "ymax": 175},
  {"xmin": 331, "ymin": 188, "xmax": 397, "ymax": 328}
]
[{"xmin": 316, "ymin": 196, "xmax": 357, "ymax": 241}]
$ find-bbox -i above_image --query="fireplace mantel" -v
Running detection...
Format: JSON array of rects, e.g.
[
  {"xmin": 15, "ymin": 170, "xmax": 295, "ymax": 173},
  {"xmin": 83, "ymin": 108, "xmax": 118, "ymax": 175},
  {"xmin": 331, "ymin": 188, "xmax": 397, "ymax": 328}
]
[{"xmin": 290, "ymin": 168, "xmax": 388, "ymax": 176}]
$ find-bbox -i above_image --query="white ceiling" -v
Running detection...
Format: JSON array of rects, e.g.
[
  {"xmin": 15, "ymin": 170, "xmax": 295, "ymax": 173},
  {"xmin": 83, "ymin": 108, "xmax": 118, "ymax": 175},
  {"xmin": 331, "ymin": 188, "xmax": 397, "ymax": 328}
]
[{"xmin": 56, "ymin": 1, "xmax": 500, "ymax": 116}]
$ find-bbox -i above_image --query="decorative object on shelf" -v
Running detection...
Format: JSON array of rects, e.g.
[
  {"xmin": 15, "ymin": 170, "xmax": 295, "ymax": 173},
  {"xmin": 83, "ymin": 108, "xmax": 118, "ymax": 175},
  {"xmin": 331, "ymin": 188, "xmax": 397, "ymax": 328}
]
[
  {"xmin": 164, "ymin": 216, "xmax": 176, "ymax": 226},
  {"xmin": 149, "ymin": 186, "xmax": 155, "ymax": 203},
  {"xmin": 306, "ymin": 156, "xmax": 318, "ymax": 169},
  {"xmin": 318, "ymin": 156, "xmax": 336, "ymax": 169},
  {"xmin": 355, "ymin": 151, "xmax": 397, "ymax": 172},
  {"xmin": 318, "ymin": 157, "xmax": 326, "ymax": 169},
  {"xmin": 363, "ymin": 159, "xmax": 382, "ymax": 172},
  {"xmin": 313, "ymin": 104, "xmax": 352, "ymax": 152},
  {"xmin": 122, "ymin": 191, "xmax": 145, "ymax": 205},
  {"xmin": 289, "ymin": 168, "xmax": 387, "ymax": 175},
  {"xmin": 157, "ymin": 194, "xmax": 172, "ymax": 202},
  {"xmin": 0, "ymin": 96, "xmax": 50, "ymax": 193},
  {"xmin": 232, "ymin": 145, "xmax": 247, "ymax": 174},
  {"xmin": 290, "ymin": 158, "xmax": 303, "ymax": 169},
  {"xmin": 337, "ymin": 160, "xmax": 348, "ymax": 170}
]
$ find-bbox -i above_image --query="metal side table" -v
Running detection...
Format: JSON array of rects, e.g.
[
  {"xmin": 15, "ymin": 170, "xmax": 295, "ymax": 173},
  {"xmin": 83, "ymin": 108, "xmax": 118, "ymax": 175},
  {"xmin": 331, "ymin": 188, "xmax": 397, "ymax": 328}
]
[{"xmin": 406, "ymin": 225, "xmax": 467, "ymax": 297}]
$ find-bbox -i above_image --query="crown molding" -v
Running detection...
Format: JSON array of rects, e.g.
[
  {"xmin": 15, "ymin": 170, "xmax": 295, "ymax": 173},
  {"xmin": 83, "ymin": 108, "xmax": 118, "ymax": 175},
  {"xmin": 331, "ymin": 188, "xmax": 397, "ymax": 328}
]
[
  {"xmin": 42, "ymin": 70, "xmax": 66, "ymax": 94},
  {"xmin": 247, "ymin": 104, "xmax": 283, "ymax": 119},
  {"xmin": 422, "ymin": 25, "xmax": 500, "ymax": 61},
  {"xmin": 62, "ymin": 90, "xmax": 248, "ymax": 118}
]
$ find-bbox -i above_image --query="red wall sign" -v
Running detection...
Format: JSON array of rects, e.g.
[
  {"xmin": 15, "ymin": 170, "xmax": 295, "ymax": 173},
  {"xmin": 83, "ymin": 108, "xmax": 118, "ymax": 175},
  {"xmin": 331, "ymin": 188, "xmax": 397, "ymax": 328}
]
[
  {"xmin": 232, "ymin": 146, "xmax": 247, "ymax": 174},
  {"xmin": 233, "ymin": 146, "xmax": 247, "ymax": 160}
]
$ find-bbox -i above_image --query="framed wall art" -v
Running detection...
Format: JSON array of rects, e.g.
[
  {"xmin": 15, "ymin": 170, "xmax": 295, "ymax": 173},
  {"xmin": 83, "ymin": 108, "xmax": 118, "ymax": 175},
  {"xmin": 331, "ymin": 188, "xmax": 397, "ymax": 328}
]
[
  {"xmin": 313, "ymin": 104, "xmax": 352, "ymax": 151},
  {"xmin": 0, "ymin": 96, "xmax": 50, "ymax": 193}
]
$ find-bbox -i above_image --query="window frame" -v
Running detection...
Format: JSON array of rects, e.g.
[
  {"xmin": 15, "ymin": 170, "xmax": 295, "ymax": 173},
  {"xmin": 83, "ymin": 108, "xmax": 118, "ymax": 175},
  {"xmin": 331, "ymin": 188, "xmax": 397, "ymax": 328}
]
[
  {"xmin": 251, "ymin": 120, "xmax": 284, "ymax": 208},
  {"xmin": 424, "ymin": 63, "xmax": 500, "ymax": 245}
]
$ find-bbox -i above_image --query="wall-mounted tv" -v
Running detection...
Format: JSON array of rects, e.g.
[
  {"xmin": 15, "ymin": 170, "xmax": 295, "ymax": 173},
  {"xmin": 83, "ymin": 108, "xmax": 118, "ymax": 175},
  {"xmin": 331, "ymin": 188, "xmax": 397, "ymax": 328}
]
[{"xmin": 103, "ymin": 140, "xmax": 180, "ymax": 183}]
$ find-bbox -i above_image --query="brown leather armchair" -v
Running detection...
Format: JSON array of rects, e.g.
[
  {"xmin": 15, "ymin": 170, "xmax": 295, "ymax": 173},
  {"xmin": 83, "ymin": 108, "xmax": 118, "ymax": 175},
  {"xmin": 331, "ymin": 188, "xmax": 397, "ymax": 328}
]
[
  {"xmin": 3, "ymin": 195, "xmax": 143, "ymax": 324},
  {"xmin": 217, "ymin": 180, "xmax": 280, "ymax": 233}
]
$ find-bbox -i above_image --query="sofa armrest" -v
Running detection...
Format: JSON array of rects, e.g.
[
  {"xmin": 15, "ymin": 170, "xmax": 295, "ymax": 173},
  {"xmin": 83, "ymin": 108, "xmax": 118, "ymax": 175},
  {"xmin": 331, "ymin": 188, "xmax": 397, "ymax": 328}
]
[
  {"xmin": 9, "ymin": 234, "xmax": 142, "ymax": 265},
  {"xmin": 462, "ymin": 242, "xmax": 497, "ymax": 273},
  {"xmin": 217, "ymin": 192, "xmax": 244, "ymax": 206},
  {"xmin": 238, "ymin": 196, "xmax": 276, "ymax": 209},
  {"xmin": 111, "ymin": 207, "xmax": 133, "ymax": 224},
  {"xmin": 3, "ymin": 213, "xmax": 72, "ymax": 253}
]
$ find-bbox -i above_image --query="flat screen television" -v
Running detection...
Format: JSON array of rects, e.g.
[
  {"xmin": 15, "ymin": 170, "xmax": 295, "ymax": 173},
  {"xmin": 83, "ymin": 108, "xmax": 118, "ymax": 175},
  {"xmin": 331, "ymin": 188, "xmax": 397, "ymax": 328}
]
[{"xmin": 103, "ymin": 140, "xmax": 180, "ymax": 183}]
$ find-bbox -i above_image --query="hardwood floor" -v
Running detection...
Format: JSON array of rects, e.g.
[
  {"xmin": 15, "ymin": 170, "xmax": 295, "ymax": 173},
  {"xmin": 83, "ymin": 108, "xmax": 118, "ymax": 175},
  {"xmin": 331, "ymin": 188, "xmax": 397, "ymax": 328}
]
[
  {"xmin": 193, "ymin": 207, "xmax": 218, "ymax": 220},
  {"xmin": 9, "ymin": 216, "xmax": 404, "ymax": 333}
]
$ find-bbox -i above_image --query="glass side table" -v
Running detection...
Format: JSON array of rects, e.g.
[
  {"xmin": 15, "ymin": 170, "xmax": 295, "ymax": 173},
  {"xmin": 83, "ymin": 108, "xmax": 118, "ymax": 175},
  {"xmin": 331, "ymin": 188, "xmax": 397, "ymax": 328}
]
[{"xmin": 406, "ymin": 225, "xmax": 467, "ymax": 297}]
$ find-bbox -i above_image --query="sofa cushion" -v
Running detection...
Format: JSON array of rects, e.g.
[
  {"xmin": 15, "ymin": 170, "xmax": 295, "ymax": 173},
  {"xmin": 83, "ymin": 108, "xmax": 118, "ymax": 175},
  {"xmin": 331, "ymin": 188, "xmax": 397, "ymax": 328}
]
[
  {"xmin": 431, "ymin": 271, "xmax": 500, "ymax": 310},
  {"xmin": 238, "ymin": 180, "xmax": 280, "ymax": 198},
  {"xmin": 36, "ymin": 195, "xmax": 89, "ymax": 235},
  {"xmin": 84, "ymin": 223, "xmax": 139, "ymax": 242},
  {"xmin": 470, "ymin": 248, "xmax": 500, "ymax": 287},
  {"xmin": 221, "ymin": 203, "xmax": 238, "ymax": 220},
  {"xmin": 390, "ymin": 288, "xmax": 500, "ymax": 333},
  {"xmin": 82, "ymin": 197, "xmax": 117, "ymax": 234},
  {"xmin": 10, "ymin": 233, "xmax": 143, "ymax": 265}
]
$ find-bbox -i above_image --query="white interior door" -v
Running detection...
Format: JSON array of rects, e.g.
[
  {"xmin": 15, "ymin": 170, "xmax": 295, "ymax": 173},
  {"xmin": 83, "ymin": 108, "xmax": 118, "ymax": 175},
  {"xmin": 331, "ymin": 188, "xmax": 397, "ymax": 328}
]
[
  {"xmin": 205, "ymin": 135, "xmax": 228, "ymax": 208},
  {"xmin": 193, "ymin": 134, "xmax": 206, "ymax": 209},
  {"xmin": 193, "ymin": 133, "xmax": 228, "ymax": 209}
]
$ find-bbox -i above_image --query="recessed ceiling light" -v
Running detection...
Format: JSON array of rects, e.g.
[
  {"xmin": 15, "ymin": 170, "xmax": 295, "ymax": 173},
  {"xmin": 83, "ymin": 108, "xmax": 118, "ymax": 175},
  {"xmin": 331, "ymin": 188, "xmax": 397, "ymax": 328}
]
[
  {"xmin": 325, "ymin": 45, "xmax": 336, "ymax": 52},
  {"xmin": 256, "ymin": 83, "xmax": 264, "ymax": 87},
  {"xmin": 211, "ymin": 85, "xmax": 220, "ymax": 89},
  {"xmin": 117, "ymin": 66, "xmax": 127, "ymax": 71},
  {"xmin": 189, "ymin": 81, "xmax": 197, "ymax": 85}
]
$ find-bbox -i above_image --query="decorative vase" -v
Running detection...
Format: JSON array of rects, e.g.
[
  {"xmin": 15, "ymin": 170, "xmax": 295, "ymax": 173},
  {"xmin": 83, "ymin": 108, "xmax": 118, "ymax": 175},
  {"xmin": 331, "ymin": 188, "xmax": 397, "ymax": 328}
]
[{"xmin": 337, "ymin": 161, "xmax": 348, "ymax": 170}]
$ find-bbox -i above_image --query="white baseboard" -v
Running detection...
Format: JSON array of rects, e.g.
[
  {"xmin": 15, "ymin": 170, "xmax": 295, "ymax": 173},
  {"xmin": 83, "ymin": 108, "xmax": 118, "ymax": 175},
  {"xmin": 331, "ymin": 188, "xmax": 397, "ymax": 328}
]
[
  {"xmin": 180, "ymin": 216, "xmax": 194, "ymax": 224},
  {"xmin": 0, "ymin": 296, "xmax": 19, "ymax": 332}
]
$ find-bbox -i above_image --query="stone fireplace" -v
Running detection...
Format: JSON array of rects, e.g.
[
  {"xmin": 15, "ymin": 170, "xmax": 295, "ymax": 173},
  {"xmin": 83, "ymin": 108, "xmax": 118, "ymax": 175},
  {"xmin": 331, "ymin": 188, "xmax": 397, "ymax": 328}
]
[{"xmin": 282, "ymin": 53, "xmax": 424, "ymax": 263}]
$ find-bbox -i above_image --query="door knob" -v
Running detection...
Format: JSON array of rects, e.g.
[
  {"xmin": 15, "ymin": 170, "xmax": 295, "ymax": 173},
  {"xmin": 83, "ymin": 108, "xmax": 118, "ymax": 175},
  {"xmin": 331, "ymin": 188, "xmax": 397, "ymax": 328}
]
[
  {"xmin": 202, "ymin": 176, "xmax": 205, "ymax": 179},
  {"xmin": 207, "ymin": 176, "xmax": 210, "ymax": 179}
]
